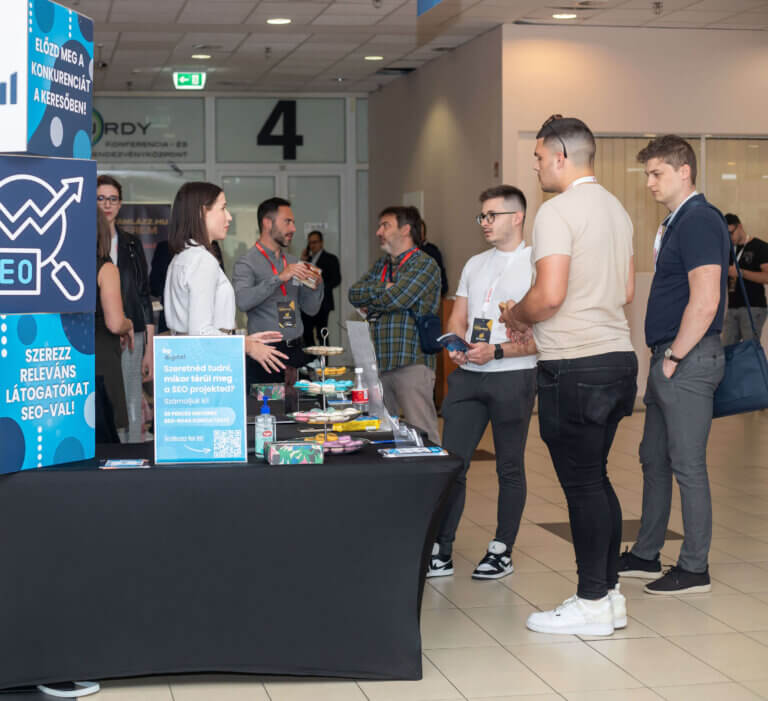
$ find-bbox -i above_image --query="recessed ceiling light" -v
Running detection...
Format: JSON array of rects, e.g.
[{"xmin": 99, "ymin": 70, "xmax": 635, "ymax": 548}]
[
  {"xmin": 728, "ymin": 161, "xmax": 736, "ymax": 165},
  {"xmin": 267, "ymin": 18, "xmax": 291, "ymax": 24},
  {"xmin": 364, "ymin": 55, "xmax": 384, "ymax": 61},
  {"xmin": 191, "ymin": 53, "xmax": 211, "ymax": 60},
  {"xmin": 552, "ymin": 13, "xmax": 578, "ymax": 19}
]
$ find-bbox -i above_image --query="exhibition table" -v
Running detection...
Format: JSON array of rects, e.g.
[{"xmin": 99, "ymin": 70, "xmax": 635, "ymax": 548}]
[{"xmin": 0, "ymin": 440, "xmax": 461, "ymax": 690}]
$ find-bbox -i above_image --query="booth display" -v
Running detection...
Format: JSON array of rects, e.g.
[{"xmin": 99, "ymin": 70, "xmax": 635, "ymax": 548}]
[{"xmin": 0, "ymin": 435, "xmax": 461, "ymax": 689}]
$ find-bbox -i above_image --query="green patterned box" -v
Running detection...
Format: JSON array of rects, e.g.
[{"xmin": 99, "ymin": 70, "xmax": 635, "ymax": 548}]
[
  {"xmin": 251, "ymin": 383, "xmax": 285, "ymax": 400},
  {"xmin": 266, "ymin": 441, "xmax": 324, "ymax": 465}
]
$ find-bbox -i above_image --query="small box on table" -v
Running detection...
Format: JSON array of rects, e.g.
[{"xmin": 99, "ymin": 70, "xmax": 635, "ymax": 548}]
[{"xmin": 266, "ymin": 441, "xmax": 324, "ymax": 465}]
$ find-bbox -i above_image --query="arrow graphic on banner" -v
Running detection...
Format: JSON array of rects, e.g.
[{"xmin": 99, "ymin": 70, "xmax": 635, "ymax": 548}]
[
  {"xmin": 185, "ymin": 445, "xmax": 212, "ymax": 454},
  {"xmin": 0, "ymin": 177, "xmax": 84, "ymax": 241}
]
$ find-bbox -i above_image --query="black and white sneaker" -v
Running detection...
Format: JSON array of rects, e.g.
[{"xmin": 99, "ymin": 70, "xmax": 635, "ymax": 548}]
[
  {"xmin": 472, "ymin": 540, "xmax": 513, "ymax": 580},
  {"xmin": 427, "ymin": 543, "xmax": 454, "ymax": 578},
  {"xmin": 644, "ymin": 565, "xmax": 711, "ymax": 595},
  {"xmin": 617, "ymin": 547, "xmax": 662, "ymax": 579}
]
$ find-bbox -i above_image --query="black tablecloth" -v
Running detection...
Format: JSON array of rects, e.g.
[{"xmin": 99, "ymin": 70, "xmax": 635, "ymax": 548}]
[{"xmin": 0, "ymin": 439, "xmax": 460, "ymax": 689}]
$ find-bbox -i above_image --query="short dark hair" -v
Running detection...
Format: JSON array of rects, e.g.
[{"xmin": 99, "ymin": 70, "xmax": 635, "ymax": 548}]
[
  {"xmin": 636, "ymin": 135, "xmax": 697, "ymax": 186},
  {"xmin": 168, "ymin": 181, "xmax": 223, "ymax": 255},
  {"xmin": 379, "ymin": 206, "xmax": 423, "ymax": 246},
  {"xmin": 536, "ymin": 116, "xmax": 596, "ymax": 165},
  {"xmin": 479, "ymin": 185, "xmax": 527, "ymax": 216},
  {"xmin": 257, "ymin": 197, "xmax": 291, "ymax": 233},
  {"xmin": 97, "ymin": 174, "xmax": 123, "ymax": 200},
  {"xmin": 724, "ymin": 213, "xmax": 741, "ymax": 227},
  {"xmin": 307, "ymin": 230, "xmax": 324, "ymax": 242}
]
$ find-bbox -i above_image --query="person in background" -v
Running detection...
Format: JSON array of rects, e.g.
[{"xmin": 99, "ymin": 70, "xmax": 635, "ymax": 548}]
[
  {"xmin": 420, "ymin": 222, "xmax": 449, "ymax": 298},
  {"xmin": 164, "ymin": 182, "xmax": 287, "ymax": 372},
  {"xmin": 348, "ymin": 206, "xmax": 441, "ymax": 443},
  {"xmin": 428, "ymin": 185, "xmax": 537, "ymax": 582},
  {"xmin": 722, "ymin": 213, "xmax": 768, "ymax": 344},
  {"xmin": 233, "ymin": 197, "xmax": 324, "ymax": 386},
  {"xmin": 301, "ymin": 230, "xmax": 341, "ymax": 346},
  {"xmin": 96, "ymin": 175, "xmax": 155, "ymax": 443},
  {"xmin": 95, "ymin": 209, "xmax": 133, "ymax": 443}
]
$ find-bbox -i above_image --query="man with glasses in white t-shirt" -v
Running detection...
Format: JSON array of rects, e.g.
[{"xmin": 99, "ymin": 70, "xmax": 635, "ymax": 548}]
[{"xmin": 427, "ymin": 185, "xmax": 537, "ymax": 581}]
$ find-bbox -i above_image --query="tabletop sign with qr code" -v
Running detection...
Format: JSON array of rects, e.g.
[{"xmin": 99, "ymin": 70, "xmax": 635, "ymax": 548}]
[{"xmin": 153, "ymin": 335, "xmax": 247, "ymax": 464}]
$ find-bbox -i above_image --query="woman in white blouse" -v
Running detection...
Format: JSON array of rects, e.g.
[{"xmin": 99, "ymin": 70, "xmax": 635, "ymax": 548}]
[{"xmin": 164, "ymin": 181, "xmax": 287, "ymax": 373}]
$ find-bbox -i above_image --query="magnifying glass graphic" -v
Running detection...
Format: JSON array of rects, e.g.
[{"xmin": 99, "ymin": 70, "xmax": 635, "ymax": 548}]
[{"xmin": 0, "ymin": 174, "xmax": 85, "ymax": 302}]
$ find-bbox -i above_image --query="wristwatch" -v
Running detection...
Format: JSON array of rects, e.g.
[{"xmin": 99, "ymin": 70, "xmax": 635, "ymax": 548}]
[
  {"xmin": 494, "ymin": 344, "xmax": 504, "ymax": 360},
  {"xmin": 664, "ymin": 347, "xmax": 683, "ymax": 363}
]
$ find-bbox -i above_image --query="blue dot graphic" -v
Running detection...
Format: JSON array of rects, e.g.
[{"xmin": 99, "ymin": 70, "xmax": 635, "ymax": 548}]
[
  {"xmin": 54, "ymin": 437, "xmax": 84, "ymax": 464},
  {"xmin": 60, "ymin": 313, "xmax": 93, "ymax": 355},
  {"xmin": 33, "ymin": 0, "xmax": 55, "ymax": 32},
  {"xmin": 0, "ymin": 419, "xmax": 26, "ymax": 472},
  {"xmin": 78, "ymin": 15, "xmax": 93, "ymax": 42},
  {"xmin": 73, "ymin": 130, "xmax": 91, "ymax": 159},
  {"xmin": 17, "ymin": 316, "xmax": 38, "ymax": 345}
]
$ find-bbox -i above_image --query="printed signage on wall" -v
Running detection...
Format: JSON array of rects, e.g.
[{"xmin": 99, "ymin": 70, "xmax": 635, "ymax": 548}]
[
  {"xmin": 92, "ymin": 97, "xmax": 205, "ymax": 163},
  {"xmin": 0, "ymin": 0, "xmax": 94, "ymax": 158},
  {"xmin": 0, "ymin": 154, "xmax": 96, "ymax": 314},
  {"xmin": 115, "ymin": 203, "xmax": 170, "ymax": 273},
  {"xmin": 0, "ymin": 312, "xmax": 95, "ymax": 474},
  {"xmin": 216, "ymin": 97, "xmax": 346, "ymax": 163},
  {"xmin": 154, "ymin": 336, "xmax": 247, "ymax": 465}
]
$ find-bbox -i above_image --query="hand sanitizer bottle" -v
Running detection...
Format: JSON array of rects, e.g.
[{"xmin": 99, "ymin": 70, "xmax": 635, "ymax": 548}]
[{"xmin": 255, "ymin": 397, "xmax": 277, "ymax": 459}]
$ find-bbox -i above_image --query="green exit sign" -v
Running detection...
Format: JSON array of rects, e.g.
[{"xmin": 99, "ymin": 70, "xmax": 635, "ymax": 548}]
[{"xmin": 173, "ymin": 72, "xmax": 207, "ymax": 90}]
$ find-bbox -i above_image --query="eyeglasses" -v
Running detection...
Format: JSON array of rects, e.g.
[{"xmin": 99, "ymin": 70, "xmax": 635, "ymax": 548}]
[
  {"xmin": 476, "ymin": 211, "xmax": 518, "ymax": 225},
  {"xmin": 97, "ymin": 195, "xmax": 120, "ymax": 204},
  {"xmin": 541, "ymin": 114, "xmax": 568, "ymax": 159}
]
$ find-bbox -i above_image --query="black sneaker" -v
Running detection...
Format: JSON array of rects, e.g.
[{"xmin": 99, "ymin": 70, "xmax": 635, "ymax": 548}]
[
  {"xmin": 427, "ymin": 543, "xmax": 454, "ymax": 578},
  {"xmin": 644, "ymin": 565, "xmax": 711, "ymax": 595},
  {"xmin": 472, "ymin": 540, "xmax": 514, "ymax": 580},
  {"xmin": 617, "ymin": 547, "xmax": 662, "ymax": 580}
]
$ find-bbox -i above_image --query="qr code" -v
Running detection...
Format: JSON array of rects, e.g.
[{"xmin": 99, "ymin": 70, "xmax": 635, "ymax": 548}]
[{"xmin": 213, "ymin": 430, "xmax": 242, "ymax": 459}]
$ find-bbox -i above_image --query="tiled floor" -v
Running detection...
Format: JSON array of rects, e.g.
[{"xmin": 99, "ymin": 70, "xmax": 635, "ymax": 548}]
[{"xmin": 80, "ymin": 411, "xmax": 768, "ymax": 699}]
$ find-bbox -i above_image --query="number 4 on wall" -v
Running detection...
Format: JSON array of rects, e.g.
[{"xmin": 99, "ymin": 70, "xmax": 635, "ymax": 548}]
[{"xmin": 257, "ymin": 100, "xmax": 305, "ymax": 160}]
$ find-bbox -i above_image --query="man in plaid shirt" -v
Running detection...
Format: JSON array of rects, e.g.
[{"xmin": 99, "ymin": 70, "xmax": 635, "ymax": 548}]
[{"xmin": 349, "ymin": 206, "xmax": 441, "ymax": 443}]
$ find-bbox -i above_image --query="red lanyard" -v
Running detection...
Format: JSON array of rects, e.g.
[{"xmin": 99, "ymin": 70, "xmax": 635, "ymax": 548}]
[
  {"xmin": 255, "ymin": 242, "xmax": 288, "ymax": 296},
  {"xmin": 381, "ymin": 247, "xmax": 418, "ymax": 283}
]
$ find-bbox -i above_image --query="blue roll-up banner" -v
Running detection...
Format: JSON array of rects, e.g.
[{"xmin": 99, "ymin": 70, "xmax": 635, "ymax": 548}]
[
  {"xmin": 0, "ymin": 312, "xmax": 95, "ymax": 474},
  {"xmin": 0, "ymin": 0, "xmax": 94, "ymax": 158},
  {"xmin": 154, "ymin": 336, "xmax": 248, "ymax": 465},
  {"xmin": 0, "ymin": 154, "xmax": 96, "ymax": 315}
]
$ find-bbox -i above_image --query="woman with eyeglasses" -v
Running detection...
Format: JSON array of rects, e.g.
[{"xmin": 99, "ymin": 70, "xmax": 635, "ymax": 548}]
[
  {"xmin": 164, "ymin": 181, "xmax": 287, "ymax": 373},
  {"xmin": 96, "ymin": 174, "xmax": 154, "ymax": 443}
]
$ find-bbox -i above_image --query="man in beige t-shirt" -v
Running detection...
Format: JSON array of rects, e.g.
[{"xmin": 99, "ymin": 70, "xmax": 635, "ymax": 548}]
[{"xmin": 501, "ymin": 116, "xmax": 638, "ymax": 638}]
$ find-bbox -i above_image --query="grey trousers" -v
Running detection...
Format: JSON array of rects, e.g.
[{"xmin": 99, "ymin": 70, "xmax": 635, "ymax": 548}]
[
  {"xmin": 633, "ymin": 335, "xmax": 725, "ymax": 572},
  {"xmin": 437, "ymin": 367, "xmax": 536, "ymax": 555},
  {"xmin": 722, "ymin": 306, "xmax": 767, "ymax": 345},
  {"xmin": 380, "ymin": 363, "xmax": 440, "ymax": 444},
  {"xmin": 120, "ymin": 330, "xmax": 145, "ymax": 444}
]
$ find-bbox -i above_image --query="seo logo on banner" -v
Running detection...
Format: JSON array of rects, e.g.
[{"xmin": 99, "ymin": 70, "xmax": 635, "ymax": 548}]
[{"xmin": 0, "ymin": 154, "xmax": 96, "ymax": 314}]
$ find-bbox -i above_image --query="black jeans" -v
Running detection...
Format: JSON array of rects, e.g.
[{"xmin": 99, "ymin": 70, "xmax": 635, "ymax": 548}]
[
  {"xmin": 537, "ymin": 351, "xmax": 638, "ymax": 599},
  {"xmin": 438, "ymin": 367, "xmax": 537, "ymax": 555}
]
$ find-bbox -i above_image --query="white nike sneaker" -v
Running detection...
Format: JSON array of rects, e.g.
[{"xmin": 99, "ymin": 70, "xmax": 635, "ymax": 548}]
[
  {"xmin": 609, "ymin": 584, "xmax": 627, "ymax": 629},
  {"xmin": 526, "ymin": 594, "xmax": 615, "ymax": 636}
]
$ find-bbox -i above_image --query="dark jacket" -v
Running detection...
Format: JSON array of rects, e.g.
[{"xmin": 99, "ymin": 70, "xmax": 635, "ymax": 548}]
[
  {"xmin": 314, "ymin": 249, "xmax": 341, "ymax": 312},
  {"xmin": 117, "ymin": 228, "xmax": 153, "ymax": 334},
  {"xmin": 421, "ymin": 241, "xmax": 449, "ymax": 297}
]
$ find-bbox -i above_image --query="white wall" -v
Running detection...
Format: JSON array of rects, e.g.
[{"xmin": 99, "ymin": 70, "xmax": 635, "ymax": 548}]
[{"xmin": 369, "ymin": 27, "xmax": 503, "ymax": 292}]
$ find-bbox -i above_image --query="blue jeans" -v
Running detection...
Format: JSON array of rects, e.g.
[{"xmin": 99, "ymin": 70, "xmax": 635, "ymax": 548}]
[
  {"xmin": 633, "ymin": 336, "xmax": 725, "ymax": 572},
  {"xmin": 537, "ymin": 351, "xmax": 638, "ymax": 599}
]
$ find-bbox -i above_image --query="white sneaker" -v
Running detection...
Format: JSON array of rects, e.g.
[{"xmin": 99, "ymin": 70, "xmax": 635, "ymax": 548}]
[
  {"xmin": 526, "ymin": 594, "xmax": 614, "ymax": 636},
  {"xmin": 426, "ymin": 542, "xmax": 454, "ymax": 578},
  {"xmin": 609, "ymin": 584, "xmax": 627, "ymax": 629},
  {"xmin": 472, "ymin": 540, "xmax": 514, "ymax": 580}
]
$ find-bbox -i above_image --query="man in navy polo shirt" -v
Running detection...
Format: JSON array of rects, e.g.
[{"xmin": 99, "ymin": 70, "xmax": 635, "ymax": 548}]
[{"xmin": 619, "ymin": 135, "xmax": 729, "ymax": 595}]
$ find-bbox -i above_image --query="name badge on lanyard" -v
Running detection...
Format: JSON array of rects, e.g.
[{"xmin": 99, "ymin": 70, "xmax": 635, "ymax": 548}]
[
  {"xmin": 277, "ymin": 300, "xmax": 297, "ymax": 328},
  {"xmin": 471, "ymin": 318, "xmax": 493, "ymax": 343}
]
